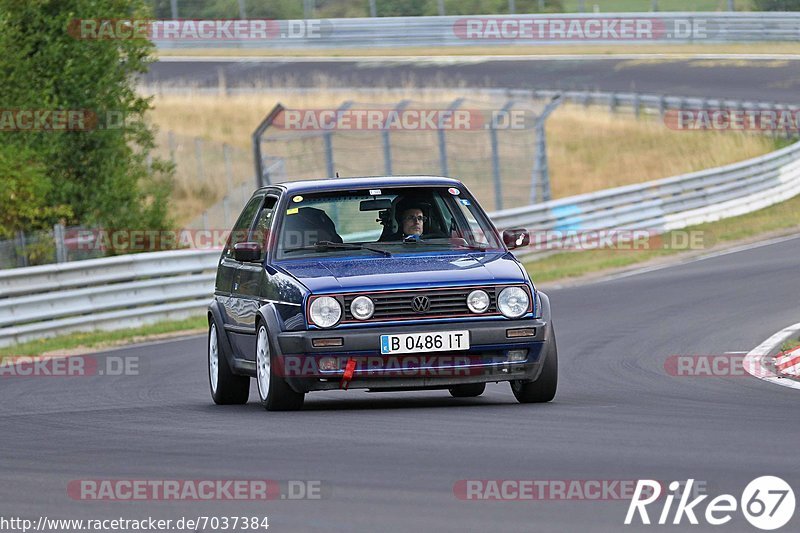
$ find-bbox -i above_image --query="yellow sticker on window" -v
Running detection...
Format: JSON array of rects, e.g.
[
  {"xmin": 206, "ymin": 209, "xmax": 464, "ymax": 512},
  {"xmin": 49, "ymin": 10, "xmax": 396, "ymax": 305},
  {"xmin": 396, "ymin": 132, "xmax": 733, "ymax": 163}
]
[{"xmin": 286, "ymin": 207, "xmax": 299, "ymax": 215}]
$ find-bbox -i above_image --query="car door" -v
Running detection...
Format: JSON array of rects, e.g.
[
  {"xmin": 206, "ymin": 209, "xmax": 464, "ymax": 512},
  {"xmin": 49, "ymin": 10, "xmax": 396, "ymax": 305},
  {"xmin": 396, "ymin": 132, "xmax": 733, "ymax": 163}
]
[
  {"xmin": 227, "ymin": 193, "xmax": 280, "ymax": 361},
  {"xmin": 219, "ymin": 194, "xmax": 263, "ymax": 357}
]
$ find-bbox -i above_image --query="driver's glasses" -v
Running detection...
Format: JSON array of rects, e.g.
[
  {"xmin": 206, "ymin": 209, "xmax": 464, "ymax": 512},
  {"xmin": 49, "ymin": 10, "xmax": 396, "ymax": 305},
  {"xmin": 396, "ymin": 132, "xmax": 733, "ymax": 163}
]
[{"xmin": 404, "ymin": 215, "xmax": 427, "ymax": 223}]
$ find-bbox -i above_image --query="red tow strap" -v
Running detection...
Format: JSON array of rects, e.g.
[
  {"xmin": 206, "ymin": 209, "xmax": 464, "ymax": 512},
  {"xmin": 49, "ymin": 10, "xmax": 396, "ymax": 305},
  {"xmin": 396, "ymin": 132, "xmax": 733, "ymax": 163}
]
[{"xmin": 341, "ymin": 358, "xmax": 357, "ymax": 390}]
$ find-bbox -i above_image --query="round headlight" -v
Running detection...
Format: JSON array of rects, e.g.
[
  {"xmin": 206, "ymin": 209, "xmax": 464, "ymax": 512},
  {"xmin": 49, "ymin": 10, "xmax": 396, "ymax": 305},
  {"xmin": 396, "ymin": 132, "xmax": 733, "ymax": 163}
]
[
  {"xmin": 309, "ymin": 296, "xmax": 342, "ymax": 328},
  {"xmin": 350, "ymin": 295, "xmax": 375, "ymax": 320},
  {"xmin": 497, "ymin": 287, "xmax": 529, "ymax": 319},
  {"xmin": 466, "ymin": 289, "xmax": 490, "ymax": 314}
]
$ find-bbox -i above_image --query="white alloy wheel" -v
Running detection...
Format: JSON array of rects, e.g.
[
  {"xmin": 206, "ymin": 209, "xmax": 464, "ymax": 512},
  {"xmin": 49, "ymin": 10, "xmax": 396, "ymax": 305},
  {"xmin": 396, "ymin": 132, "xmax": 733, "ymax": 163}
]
[
  {"xmin": 209, "ymin": 323, "xmax": 219, "ymax": 393},
  {"xmin": 256, "ymin": 325, "xmax": 271, "ymax": 401}
]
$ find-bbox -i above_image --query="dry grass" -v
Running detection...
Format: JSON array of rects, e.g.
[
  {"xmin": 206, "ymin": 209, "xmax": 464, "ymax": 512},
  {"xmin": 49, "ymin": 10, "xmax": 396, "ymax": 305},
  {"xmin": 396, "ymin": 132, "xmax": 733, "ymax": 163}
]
[
  {"xmin": 147, "ymin": 91, "xmax": 777, "ymax": 224},
  {"xmin": 546, "ymin": 105, "xmax": 776, "ymax": 197}
]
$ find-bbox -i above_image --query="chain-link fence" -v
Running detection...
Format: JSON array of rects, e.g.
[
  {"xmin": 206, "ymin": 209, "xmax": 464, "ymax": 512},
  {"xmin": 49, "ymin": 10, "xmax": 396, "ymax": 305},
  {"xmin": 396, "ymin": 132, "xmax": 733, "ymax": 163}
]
[
  {"xmin": 151, "ymin": 129, "xmax": 255, "ymax": 229},
  {"xmin": 252, "ymin": 96, "xmax": 559, "ymax": 213},
  {"xmin": 0, "ymin": 226, "xmax": 109, "ymax": 269}
]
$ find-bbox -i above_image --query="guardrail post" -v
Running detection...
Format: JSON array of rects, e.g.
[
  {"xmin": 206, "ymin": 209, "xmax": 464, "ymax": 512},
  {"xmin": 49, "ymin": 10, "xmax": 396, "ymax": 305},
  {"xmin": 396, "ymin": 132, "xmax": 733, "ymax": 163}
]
[
  {"xmin": 530, "ymin": 95, "xmax": 563, "ymax": 204},
  {"xmin": 223, "ymin": 196, "xmax": 231, "ymax": 226},
  {"xmin": 490, "ymin": 100, "xmax": 516, "ymax": 211},
  {"xmin": 168, "ymin": 131, "xmax": 176, "ymax": 164},
  {"xmin": 383, "ymin": 100, "xmax": 409, "ymax": 176},
  {"xmin": 194, "ymin": 138, "xmax": 205, "ymax": 183},
  {"xmin": 324, "ymin": 101, "xmax": 353, "ymax": 179},
  {"xmin": 15, "ymin": 230, "xmax": 28, "ymax": 268},
  {"xmin": 439, "ymin": 98, "xmax": 464, "ymax": 177},
  {"xmin": 54, "ymin": 224, "xmax": 67, "ymax": 264},
  {"xmin": 658, "ymin": 95, "xmax": 666, "ymax": 118},
  {"xmin": 223, "ymin": 143, "xmax": 234, "ymax": 193},
  {"xmin": 238, "ymin": 0, "xmax": 247, "ymax": 18},
  {"xmin": 577, "ymin": 0, "xmax": 585, "ymax": 12},
  {"xmin": 508, "ymin": 0, "xmax": 516, "ymax": 15},
  {"xmin": 651, "ymin": 0, "xmax": 659, "ymax": 11},
  {"xmin": 170, "ymin": 0, "xmax": 178, "ymax": 18},
  {"xmin": 609, "ymin": 93, "xmax": 618, "ymax": 113},
  {"xmin": 252, "ymin": 104, "xmax": 286, "ymax": 188},
  {"xmin": 633, "ymin": 93, "xmax": 641, "ymax": 118}
]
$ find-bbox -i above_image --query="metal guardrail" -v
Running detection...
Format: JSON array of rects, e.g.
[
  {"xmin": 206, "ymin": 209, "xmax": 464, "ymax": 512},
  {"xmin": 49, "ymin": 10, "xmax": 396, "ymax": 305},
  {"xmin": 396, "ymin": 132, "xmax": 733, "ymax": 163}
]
[
  {"xmin": 154, "ymin": 12, "xmax": 800, "ymax": 50},
  {"xmin": 2, "ymin": 88, "xmax": 800, "ymax": 347},
  {"xmin": 0, "ymin": 250, "xmax": 219, "ymax": 347}
]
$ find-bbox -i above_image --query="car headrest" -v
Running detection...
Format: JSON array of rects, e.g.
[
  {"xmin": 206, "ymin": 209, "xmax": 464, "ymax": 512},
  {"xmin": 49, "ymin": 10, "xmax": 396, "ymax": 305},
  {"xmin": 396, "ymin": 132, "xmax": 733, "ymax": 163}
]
[{"xmin": 282, "ymin": 207, "xmax": 343, "ymax": 247}]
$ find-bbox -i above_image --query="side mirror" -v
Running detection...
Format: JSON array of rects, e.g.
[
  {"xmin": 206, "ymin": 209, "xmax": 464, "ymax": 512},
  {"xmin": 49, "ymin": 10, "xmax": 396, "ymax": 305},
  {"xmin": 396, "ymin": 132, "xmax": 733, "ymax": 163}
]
[
  {"xmin": 233, "ymin": 242, "xmax": 262, "ymax": 262},
  {"xmin": 502, "ymin": 228, "xmax": 530, "ymax": 250}
]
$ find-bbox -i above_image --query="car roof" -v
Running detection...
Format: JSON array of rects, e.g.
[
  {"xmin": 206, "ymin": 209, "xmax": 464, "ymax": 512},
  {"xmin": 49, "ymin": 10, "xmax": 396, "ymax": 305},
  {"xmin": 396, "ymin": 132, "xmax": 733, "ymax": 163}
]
[{"xmin": 263, "ymin": 175, "xmax": 463, "ymax": 194}]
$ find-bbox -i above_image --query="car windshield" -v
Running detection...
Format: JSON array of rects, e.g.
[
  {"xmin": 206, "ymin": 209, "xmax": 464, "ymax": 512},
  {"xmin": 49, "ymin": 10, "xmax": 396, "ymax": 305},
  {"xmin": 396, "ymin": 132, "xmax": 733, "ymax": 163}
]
[{"xmin": 275, "ymin": 186, "xmax": 503, "ymax": 259}]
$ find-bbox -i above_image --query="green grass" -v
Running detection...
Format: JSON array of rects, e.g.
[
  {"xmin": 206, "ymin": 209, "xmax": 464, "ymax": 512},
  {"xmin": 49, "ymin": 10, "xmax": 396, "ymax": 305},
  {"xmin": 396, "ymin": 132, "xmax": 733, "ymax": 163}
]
[
  {"xmin": 0, "ymin": 315, "xmax": 207, "ymax": 359},
  {"xmin": 524, "ymin": 188, "xmax": 800, "ymax": 283},
  {"xmin": 780, "ymin": 339, "xmax": 800, "ymax": 353}
]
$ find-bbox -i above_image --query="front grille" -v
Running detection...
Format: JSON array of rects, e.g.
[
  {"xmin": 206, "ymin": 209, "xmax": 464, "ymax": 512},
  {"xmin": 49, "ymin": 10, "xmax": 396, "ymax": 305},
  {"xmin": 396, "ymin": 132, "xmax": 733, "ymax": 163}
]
[{"xmin": 342, "ymin": 286, "xmax": 499, "ymax": 322}]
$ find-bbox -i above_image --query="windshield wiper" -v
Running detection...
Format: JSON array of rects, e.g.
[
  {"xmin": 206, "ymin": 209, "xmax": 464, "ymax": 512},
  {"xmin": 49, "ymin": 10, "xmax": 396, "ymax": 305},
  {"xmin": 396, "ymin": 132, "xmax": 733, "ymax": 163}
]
[
  {"xmin": 401, "ymin": 236, "xmax": 488, "ymax": 251},
  {"xmin": 283, "ymin": 241, "xmax": 392, "ymax": 257}
]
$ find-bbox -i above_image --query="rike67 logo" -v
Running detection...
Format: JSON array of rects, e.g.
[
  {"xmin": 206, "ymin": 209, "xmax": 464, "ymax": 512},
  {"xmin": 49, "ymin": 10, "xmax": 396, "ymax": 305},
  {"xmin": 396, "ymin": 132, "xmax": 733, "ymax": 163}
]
[{"xmin": 625, "ymin": 477, "xmax": 795, "ymax": 530}]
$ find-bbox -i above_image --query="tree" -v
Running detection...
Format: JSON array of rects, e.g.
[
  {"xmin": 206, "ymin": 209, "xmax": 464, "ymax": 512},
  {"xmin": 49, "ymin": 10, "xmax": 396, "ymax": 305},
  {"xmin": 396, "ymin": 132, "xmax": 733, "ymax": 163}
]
[{"xmin": 0, "ymin": 0, "xmax": 172, "ymax": 239}]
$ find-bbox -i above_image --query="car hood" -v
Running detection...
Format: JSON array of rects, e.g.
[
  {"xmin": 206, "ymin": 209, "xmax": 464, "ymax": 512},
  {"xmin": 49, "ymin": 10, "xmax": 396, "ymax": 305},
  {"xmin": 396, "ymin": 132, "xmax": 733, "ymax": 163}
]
[{"xmin": 276, "ymin": 252, "xmax": 526, "ymax": 294}]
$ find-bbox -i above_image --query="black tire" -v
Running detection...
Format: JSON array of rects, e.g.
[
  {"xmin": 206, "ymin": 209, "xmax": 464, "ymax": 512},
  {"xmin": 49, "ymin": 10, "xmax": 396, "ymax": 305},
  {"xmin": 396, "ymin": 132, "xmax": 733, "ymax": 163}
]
[
  {"xmin": 208, "ymin": 321, "xmax": 250, "ymax": 405},
  {"xmin": 256, "ymin": 323, "xmax": 305, "ymax": 411},
  {"xmin": 448, "ymin": 383, "xmax": 486, "ymax": 397},
  {"xmin": 510, "ymin": 324, "xmax": 558, "ymax": 404}
]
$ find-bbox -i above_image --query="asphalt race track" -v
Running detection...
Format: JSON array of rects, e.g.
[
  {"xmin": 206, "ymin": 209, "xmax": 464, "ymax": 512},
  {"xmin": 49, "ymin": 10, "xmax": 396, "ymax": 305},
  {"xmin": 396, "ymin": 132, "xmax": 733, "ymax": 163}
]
[
  {"xmin": 2, "ymin": 235, "xmax": 799, "ymax": 532},
  {"xmin": 147, "ymin": 57, "xmax": 800, "ymax": 103}
]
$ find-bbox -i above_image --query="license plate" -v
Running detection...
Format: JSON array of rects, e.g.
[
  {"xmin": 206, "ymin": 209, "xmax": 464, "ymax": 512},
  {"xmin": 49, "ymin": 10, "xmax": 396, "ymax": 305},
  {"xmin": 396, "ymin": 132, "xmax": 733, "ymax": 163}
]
[{"xmin": 380, "ymin": 331, "xmax": 470, "ymax": 355}]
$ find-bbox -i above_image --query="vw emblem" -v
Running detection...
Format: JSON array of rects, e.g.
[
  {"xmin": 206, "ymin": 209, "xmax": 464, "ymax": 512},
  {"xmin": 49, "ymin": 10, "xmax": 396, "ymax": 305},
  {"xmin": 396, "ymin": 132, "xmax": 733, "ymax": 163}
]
[{"xmin": 411, "ymin": 295, "xmax": 431, "ymax": 313}]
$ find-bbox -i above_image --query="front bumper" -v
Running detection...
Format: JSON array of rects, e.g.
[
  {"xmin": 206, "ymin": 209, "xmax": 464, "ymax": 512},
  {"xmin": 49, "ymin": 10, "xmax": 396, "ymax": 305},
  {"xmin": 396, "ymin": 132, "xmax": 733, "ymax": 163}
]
[{"xmin": 276, "ymin": 318, "xmax": 549, "ymax": 393}]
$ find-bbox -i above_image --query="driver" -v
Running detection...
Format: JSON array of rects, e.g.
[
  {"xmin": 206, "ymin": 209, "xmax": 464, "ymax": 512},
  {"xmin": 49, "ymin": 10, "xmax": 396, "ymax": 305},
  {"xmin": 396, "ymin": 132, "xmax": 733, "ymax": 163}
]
[{"xmin": 382, "ymin": 198, "xmax": 430, "ymax": 241}]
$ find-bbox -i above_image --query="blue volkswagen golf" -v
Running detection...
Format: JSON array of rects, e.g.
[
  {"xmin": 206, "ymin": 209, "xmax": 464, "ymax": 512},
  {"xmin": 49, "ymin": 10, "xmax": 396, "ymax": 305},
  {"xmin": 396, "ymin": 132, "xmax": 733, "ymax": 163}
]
[{"xmin": 207, "ymin": 176, "xmax": 557, "ymax": 410}]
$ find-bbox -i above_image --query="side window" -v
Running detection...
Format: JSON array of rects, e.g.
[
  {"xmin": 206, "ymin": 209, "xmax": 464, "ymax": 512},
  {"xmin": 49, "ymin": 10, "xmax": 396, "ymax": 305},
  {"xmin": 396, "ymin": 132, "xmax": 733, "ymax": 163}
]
[
  {"xmin": 250, "ymin": 195, "xmax": 279, "ymax": 255},
  {"xmin": 224, "ymin": 195, "xmax": 263, "ymax": 258}
]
